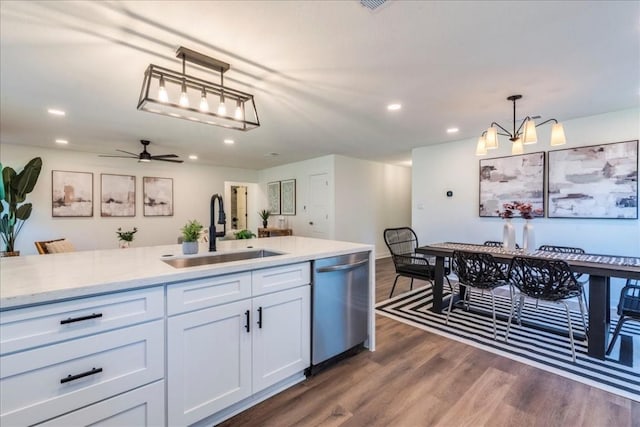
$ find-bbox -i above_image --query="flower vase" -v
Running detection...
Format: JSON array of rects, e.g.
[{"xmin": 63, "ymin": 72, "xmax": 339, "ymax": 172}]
[
  {"xmin": 523, "ymin": 220, "xmax": 535, "ymax": 252},
  {"xmin": 119, "ymin": 241, "xmax": 130, "ymax": 249},
  {"xmin": 502, "ymin": 219, "xmax": 516, "ymax": 250}
]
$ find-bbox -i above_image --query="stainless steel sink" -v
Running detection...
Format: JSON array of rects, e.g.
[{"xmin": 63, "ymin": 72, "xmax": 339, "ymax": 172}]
[{"xmin": 162, "ymin": 249, "xmax": 285, "ymax": 268}]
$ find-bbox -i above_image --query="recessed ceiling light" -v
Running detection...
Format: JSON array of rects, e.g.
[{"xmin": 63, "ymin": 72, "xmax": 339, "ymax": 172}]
[
  {"xmin": 447, "ymin": 128, "xmax": 459, "ymax": 133},
  {"xmin": 387, "ymin": 103, "xmax": 402, "ymax": 111},
  {"xmin": 55, "ymin": 139, "xmax": 68, "ymax": 144},
  {"xmin": 224, "ymin": 139, "xmax": 234, "ymax": 145},
  {"xmin": 188, "ymin": 154, "xmax": 198, "ymax": 160},
  {"xmin": 48, "ymin": 108, "xmax": 66, "ymax": 116},
  {"xmin": 265, "ymin": 152, "xmax": 279, "ymax": 157}
]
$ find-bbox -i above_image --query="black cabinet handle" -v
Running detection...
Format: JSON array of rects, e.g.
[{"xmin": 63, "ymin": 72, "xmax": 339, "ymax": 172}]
[
  {"xmin": 60, "ymin": 367, "xmax": 103, "ymax": 384},
  {"xmin": 257, "ymin": 307, "xmax": 263, "ymax": 329},
  {"xmin": 244, "ymin": 310, "xmax": 250, "ymax": 333},
  {"xmin": 60, "ymin": 313, "xmax": 103, "ymax": 325}
]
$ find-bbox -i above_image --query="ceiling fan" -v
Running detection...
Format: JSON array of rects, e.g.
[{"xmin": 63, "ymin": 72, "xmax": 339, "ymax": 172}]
[{"xmin": 99, "ymin": 140, "xmax": 184, "ymax": 163}]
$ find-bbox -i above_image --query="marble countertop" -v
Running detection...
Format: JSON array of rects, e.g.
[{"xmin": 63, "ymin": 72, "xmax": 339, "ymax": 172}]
[{"xmin": 1, "ymin": 236, "xmax": 373, "ymax": 310}]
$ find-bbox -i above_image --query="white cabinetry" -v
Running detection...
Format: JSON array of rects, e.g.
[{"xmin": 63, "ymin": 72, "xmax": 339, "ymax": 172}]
[
  {"xmin": 0, "ymin": 287, "xmax": 164, "ymax": 426},
  {"xmin": 167, "ymin": 263, "xmax": 311, "ymax": 426}
]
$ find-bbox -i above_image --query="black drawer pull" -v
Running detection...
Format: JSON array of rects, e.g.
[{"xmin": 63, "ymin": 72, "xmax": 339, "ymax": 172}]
[
  {"xmin": 244, "ymin": 310, "xmax": 250, "ymax": 333},
  {"xmin": 257, "ymin": 307, "xmax": 263, "ymax": 329},
  {"xmin": 60, "ymin": 313, "xmax": 103, "ymax": 325},
  {"xmin": 60, "ymin": 367, "xmax": 103, "ymax": 384}
]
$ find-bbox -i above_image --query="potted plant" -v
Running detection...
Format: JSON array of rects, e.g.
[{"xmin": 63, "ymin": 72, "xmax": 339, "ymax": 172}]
[
  {"xmin": 234, "ymin": 229, "xmax": 256, "ymax": 239},
  {"xmin": 116, "ymin": 227, "xmax": 138, "ymax": 248},
  {"xmin": 0, "ymin": 157, "xmax": 42, "ymax": 256},
  {"xmin": 258, "ymin": 209, "xmax": 270, "ymax": 228},
  {"xmin": 181, "ymin": 219, "xmax": 203, "ymax": 255}
]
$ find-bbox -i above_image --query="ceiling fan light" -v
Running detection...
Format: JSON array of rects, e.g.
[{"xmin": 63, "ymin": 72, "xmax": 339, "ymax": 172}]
[
  {"xmin": 158, "ymin": 76, "xmax": 169, "ymax": 103},
  {"xmin": 199, "ymin": 89, "xmax": 209, "ymax": 112},
  {"xmin": 550, "ymin": 122, "xmax": 566, "ymax": 146},
  {"xmin": 475, "ymin": 136, "xmax": 487, "ymax": 156},
  {"xmin": 485, "ymin": 127, "xmax": 498, "ymax": 149},
  {"xmin": 512, "ymin": 138, "xmax": 524, "ymax": 155},
  {"xmin": 523, "ymin": 119, "xmax": 538, "ymax": 144}
]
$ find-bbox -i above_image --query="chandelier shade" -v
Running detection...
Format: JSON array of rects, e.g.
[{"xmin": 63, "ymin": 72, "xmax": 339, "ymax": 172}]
[
  {"xmin": 475, "ymin": 94, "xmax": 566, "ymax": 156},
  {"xmin": 137, "ymin": 47, "xmax": 260, "ymax": 131}
]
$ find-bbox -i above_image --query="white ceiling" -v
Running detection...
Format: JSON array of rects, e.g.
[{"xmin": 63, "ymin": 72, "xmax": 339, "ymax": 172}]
[{"xmin": 1, "ymin": 0, "xmax": 639, "ymax": 169}]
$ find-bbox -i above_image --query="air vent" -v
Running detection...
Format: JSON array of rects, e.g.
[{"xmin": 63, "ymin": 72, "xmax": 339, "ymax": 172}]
[{"xmin": 360, "ymin": 0, "xmax": 387, "ymax": 10}]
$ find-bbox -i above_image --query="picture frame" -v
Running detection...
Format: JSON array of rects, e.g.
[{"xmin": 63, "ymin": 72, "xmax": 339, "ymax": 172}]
[
  {"xmin": 52, "ymin": 170, "xmax": 94, "ymax": 217},
  {"xmin": 143, "ymin": 177, "xmax": 173, "ymax": 216},
  {"xmin": 267, "ymin": 181, "xmax": 281, "ymax": 215},
  {"xmin": 101, "ymin": 174, "xmax": 135, "ymax": 217},
  {"xmin": 479, "ymin": 152, "xmax": 545, "ymax": 217},
  {"xmin": 280, "ymin": 179, "xmax": 296, "ymax": 215},
  {"xmin": 547, "ymin": 140, "xmax": 638, "ymax": 219}
]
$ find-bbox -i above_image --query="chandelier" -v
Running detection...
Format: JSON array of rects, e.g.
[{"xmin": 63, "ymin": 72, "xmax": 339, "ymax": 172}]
[
  {"xmin": 476, "ymin": 95, "xmax": 565, "ymax": 156},
  {"xmin": 137, "ymin": 46, "xmax": 260, "ymax": 131}
]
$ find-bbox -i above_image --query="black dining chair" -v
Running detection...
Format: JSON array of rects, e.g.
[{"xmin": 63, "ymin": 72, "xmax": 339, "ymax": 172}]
[
  {"xmin": 538, "ymin": 244, "xmax": 589, "ymax": 311},
  {"xmin": 606, "ymin": 279, "xmax": 640, "ymax": 355},
  {"xmin": 383, "ymin": 227, "xmax": 451, "ymax": 298},
  {"xmin": 449, "ymin": 250, "xmax": 509, "ymax": 340},
  {"xmin": 506, "ymin": 256, "xmax": 587, "ymax": 362}
]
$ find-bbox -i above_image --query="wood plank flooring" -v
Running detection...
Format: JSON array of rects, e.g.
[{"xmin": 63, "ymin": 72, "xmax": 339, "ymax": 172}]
[{"xmin": 219, "ymin": 257, "xmax": 639, "ymax": 427}]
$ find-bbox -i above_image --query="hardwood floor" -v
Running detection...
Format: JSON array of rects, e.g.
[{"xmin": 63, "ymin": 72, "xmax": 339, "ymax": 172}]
[{"xmin": 219, "ymin": 257, "xmax": 639, "ymax": 427}]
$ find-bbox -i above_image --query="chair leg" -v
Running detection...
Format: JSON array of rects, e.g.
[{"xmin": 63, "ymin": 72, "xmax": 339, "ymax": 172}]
[
  {"xmin": 410, "ymin": 278, "xmax": 414, "ymax": 291},
  {"xmin": 506, "ymin": 286, "xmax": 517, "ymax": 341},
  {"xmin": 577, "ymin": 293, "xmax": 588, "ymax": 336},
  {"xmin": 389, "ymin": 275, "xmax": 401, "ymax": 298},
  {"xmin": 446, "ymin": 282, "xmax": 455, "ymax": 325},
  {"xmin": 561, "ymin": 301, "xmax": 577, "ymax": 363},
  {"xmin": 489, "ymin": 289, "xmax": 497, "ymax": 340},
  {"xmin": 606, "ymin": 316, "xmax": 628, "ymax": 356}
]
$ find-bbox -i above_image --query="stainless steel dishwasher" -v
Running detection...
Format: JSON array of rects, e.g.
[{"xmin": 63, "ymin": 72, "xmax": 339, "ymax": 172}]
[{"xmin": 311, "ymin": 251, "xmax": 370, "ymax": 371}]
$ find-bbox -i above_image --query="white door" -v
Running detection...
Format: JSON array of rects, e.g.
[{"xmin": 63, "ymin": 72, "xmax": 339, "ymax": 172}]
[
  {"xmin": 252, "ymin": 286, "xmax": 310, "ymax": 392},
  {"xmin": 307, "ymin": 173, "xmax": 329, "ymax": 238},
  {"xmin": 167, "ymin": 300, "xmax": 252, "ymax": 426}
]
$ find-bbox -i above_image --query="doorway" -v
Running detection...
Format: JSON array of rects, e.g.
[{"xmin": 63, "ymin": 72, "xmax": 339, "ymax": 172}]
[{"xmin": 231, "ymin": 185, "xmax": 248, "ymax": 230}]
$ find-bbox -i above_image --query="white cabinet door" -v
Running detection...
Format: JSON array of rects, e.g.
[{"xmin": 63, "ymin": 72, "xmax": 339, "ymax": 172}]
[
  {"xmin": 167, "ymin": 300, "xmax": 252, "ymax": 426},
  {"xmin": 252, "ymin": 286, "xmax": 310, "ymax": 392}
]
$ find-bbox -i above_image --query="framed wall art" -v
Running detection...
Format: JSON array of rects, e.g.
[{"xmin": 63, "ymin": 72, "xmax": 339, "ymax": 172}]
[
  {"xmin": 143, "ymin": 176, "xmax": 173, "ymax": 216},
  {"xmin": 479, "ymin": 152, "xmax": 545, "ymax": 217},
  {"xmin": 547, "ymin": 140, "xmax": 638, "ymax": 219},
  {"xmin": 267, "ymin": 181, "xmax": 281, "ymax": 215},
  {"xmin": 52, "ymin": 170, "xmax": 94, "ymax": 217},
  {"xmin": 280, "ymin": 179, "xmax": 296, "ymax": 215},
  {"xmin": 101, "ymin": 174, "xmax": 135, "ymax": 217}
]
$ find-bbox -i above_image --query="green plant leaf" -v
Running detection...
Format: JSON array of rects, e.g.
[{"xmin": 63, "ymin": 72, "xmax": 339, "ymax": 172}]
[
  {"xmin": 0, "ymin": 162, "xmax": 4, "ymax": 200},
  {"xmin": 2, "ymin": 167, "xmax": 16, "ymax": 205},
  {"xmin": 12, "ymin": 157, "xmax": 42, "ymax": 200},
  {"xmin": 15, "ymin": 203, "xmax": 33, "ymax": 220}
]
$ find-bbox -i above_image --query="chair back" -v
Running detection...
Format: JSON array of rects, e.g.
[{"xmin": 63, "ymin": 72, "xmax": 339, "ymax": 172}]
[
  {"xmin": 34, "ymin": 238, "xmax": 74, "ymax": 254},
  {"xmin": 618, "ymin": 279, "xmax": 640, "ymax": 318},
  {"xmin": 452, "ymin": 250, "xmax": 506, "ymax": 290},
  {"xmin": 509, "ymin": 256, "xmax": 581, "ymax": 301},
  {"xmin": 384, "ymin": 227, "xmax": 418, "ymax": 257},
  {"xmin": 538, "ymin": 245, "xmax": 585, "ymax": 254}
]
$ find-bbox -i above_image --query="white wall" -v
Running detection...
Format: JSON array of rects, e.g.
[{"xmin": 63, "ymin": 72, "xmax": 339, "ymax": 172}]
[
  {"xmin": 334, "ymin": 155, "xmax": 411, "ymax": 258},
  {"xmin": 412, "ymin": 108, "xmax": 640, "ymax": 297},
  {"xmin": 0, "ymin": 143, "xmax": 258, "ymax": 254}
]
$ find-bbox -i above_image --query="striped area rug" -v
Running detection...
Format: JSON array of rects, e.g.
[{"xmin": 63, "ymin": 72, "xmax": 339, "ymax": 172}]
[{"xmin": 376, "ymin": 287, "xmax": 640, "ymax": 401}]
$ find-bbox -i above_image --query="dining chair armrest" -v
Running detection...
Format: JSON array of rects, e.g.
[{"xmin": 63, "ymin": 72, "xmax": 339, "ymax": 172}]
[{"xmin": 395, "ymin": 254, "xmax": 431, "ymax": 267}]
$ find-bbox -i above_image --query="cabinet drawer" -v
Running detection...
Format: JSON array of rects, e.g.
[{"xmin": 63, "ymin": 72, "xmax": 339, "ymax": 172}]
[
  {"xmin": 0, "ymin": 320, "xmax": 164, "ymax": 426},
  {"xmin": 0, "ymin": 287, "xmax": 164, "ymax": 355},
  {"xmin": 167, "ymin": 272, "xmax": 251, "ymax": 315},
  {"xmin": 252, "ymin": 262, "xmax": 310, "ymax": 296},
  {"xmin": 36, "ymin": 380, "xmax": 165, "ymax": 427}
]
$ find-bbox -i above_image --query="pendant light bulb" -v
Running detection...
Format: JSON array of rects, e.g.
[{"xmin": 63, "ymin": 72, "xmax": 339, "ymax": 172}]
[
  {"xmin": 512, "ymin": 138, "xmax": 524, "ymax": 155},
  {"xmin": 199, "ymin": 89, "xmax": 209, "ymax": 112},
  {"xmin": 179, "ymin": 82, "xmax": 189, "ymax": 107},
  {"xmin": 485, "ymin": 127, "xmax": 498, "ymax": 149},
  {"xmin": 550, "ymin": 122, "xmax": 566, "ymax": 146},
  {"xmin": 234, "ymin": 101, "xmax": 243, "ymax": 120},
  {"xmin": 218, "ymin": 95, "xmax": 227, "ymax": 115},
  {"xmin": 523, "ymin": 119, "xmax": 538, "ymax": 144},
  {"xmin": 475, "ymin": 135, "xmax": 487, "ymax": 156},
  {"xmin": 158, "ymin": 76, "xmax": 169, "ymax": 103}
]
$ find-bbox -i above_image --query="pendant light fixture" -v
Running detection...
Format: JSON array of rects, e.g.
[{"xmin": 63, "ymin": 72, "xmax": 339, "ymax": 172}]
[
  {"xmin": 138, "ymin": 46, "xmax": 260, "ymax": 131},
  {"xmin": 476, "ymin": 95, "xmax": 566, "ymax": 156}
]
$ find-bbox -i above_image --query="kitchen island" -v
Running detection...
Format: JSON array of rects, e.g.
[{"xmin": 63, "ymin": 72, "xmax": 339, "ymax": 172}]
[{"xmin": 0, "ymin": 236, "xmax": 374, "ymax": 426}]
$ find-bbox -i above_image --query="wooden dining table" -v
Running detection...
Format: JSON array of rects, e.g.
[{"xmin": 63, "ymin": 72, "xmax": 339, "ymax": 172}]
[{"xmin": 416, "ymin": 242, "xmax": 640, "ymax": 360}]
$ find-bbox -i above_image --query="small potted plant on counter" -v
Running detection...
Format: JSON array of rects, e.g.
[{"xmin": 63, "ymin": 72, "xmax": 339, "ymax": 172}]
[
  {"xmin": 234, "ymin": 229, "xmax": 256, "ymax": 239},
  {"xmin": 116, "ymin": 227, "xmax": 138, "ymax": 248},
  {"xmin": 181, "ymin": 219, "xmax": 203, "ymax": 255},
  {"xmin": 258, "ymin": 209, "xmax": 270, "ymax": 228}
]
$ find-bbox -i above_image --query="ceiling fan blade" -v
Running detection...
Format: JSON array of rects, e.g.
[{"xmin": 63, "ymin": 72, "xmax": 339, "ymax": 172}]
[
  {"xmin": 154, "ymin": 158, "xmax": 184, "ymax": 163},
  {"xmin": 151, "ymin": 154, "xmax": 179, "ymax": 158},
  {"xmin": 99, "ymin": 154, "xmax": 137, "ymax": 158},
  {"xmin": 116, "ymin": 149, "xmax": 139, "ymax": 156}
]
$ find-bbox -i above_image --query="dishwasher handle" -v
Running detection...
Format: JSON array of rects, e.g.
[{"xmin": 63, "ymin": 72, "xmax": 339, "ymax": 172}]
[{"xmin": 315, "ymin": 258, "xmax": 368, "ymax": 273}]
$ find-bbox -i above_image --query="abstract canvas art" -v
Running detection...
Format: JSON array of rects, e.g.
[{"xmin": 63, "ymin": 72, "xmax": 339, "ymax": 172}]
[
  {"xmin": 52, "ymin": 170, "xmax": 93, "ymax": 217},
  {"xmin": 280, "ymin": 179, "xmax": 296, "ymax": 215},
  {"xmin": 479, "ymin": 152, "xmax": 545, "ymax": 217},
  {"xmin": 267, "ymin": 181, "xmax": 281, "ymax": 215},
  {"xmin": 101, "ymin": 174, "xmax": 135, "ymax": 217},
  {"xmin": 548, "ymin": 140, "xmax": 638, "ymax": 219},
  {"xmin": 143, "ymin": 177, "xmax": 173, "ymax": 216}
]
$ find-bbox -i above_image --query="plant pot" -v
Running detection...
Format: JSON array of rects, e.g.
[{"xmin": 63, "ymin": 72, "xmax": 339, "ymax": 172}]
[
  {"xmin": 262, "ymin": 220, "xmax": 268, "ymax": 228},
  {"xmin": 119, "ymin": 241, "xmax": 131, "ymax": 249},
  {"xmin": 0, "ymin": 250, "xmax": 20, "ymax": 257},
  {"xmin": 182, "ymin": 241, "xmax": 198, "ymax": 255}
]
